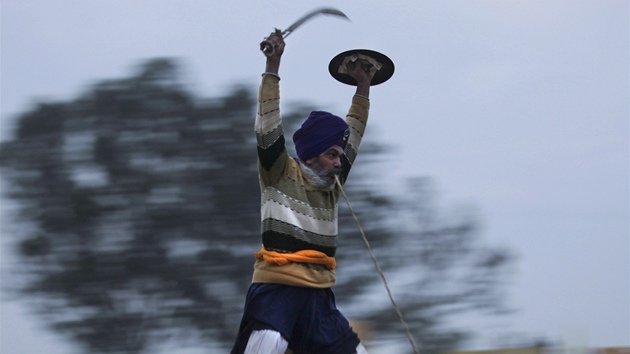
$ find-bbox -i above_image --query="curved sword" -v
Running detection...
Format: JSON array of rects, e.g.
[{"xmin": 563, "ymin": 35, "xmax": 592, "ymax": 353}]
[{"xmin": 260, "ymin": 7, "xmax": 350, "ymax": 56}]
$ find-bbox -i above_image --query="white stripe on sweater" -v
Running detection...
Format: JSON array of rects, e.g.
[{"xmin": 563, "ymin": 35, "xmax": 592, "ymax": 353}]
[{"xmin": 261, "ymin": 195, "xmax": 337, "ymax": 236}]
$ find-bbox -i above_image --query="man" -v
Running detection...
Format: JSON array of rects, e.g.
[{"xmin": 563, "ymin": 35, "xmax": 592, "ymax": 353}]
[{"xmin": 231, "ymin": 29, "xmax": 373, "ymax": 354}]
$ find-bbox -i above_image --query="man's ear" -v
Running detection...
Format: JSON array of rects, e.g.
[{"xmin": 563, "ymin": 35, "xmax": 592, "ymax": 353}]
[{"xmin": 305, "ymin": 158, "xmax": 314, "ymax": 166}]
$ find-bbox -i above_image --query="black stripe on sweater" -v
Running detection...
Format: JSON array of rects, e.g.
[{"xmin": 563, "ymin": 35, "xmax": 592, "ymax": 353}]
[
  {"xmin": 262, "ymin": 230, "xmax": 336, "ymax": 257},
  {"xmin": 257, "ymin": 135, "xmax": 286, "ymax": 171}
]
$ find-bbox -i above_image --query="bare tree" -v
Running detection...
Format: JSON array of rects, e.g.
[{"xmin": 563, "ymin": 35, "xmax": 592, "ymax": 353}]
[{"xmin": 1, "ymin": 59, "xmax": 513, "ymax": 354}]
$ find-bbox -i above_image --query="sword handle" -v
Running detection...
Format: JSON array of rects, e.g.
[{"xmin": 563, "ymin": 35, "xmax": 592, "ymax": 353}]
[{"xmin": 260, "ymin": 39, "xmax": 275, "ymax": 57}]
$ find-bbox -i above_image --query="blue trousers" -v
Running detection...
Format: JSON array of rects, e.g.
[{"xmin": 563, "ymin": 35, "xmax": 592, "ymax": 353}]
[{"xmin": 231, "ymin": 283, "xmax": 361, "ymax": 354}]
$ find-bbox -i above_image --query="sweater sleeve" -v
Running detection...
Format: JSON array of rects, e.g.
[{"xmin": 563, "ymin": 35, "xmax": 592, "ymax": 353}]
[
  {"xmin": 339, "ymin": 94, "xmax": 370, "ymax": 183},
  {"xmin": 256, "ymin": 74, "xmax": 289, "ymax": 187}
]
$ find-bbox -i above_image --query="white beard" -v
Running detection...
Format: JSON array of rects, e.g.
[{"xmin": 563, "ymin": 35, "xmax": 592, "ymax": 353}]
[{"xmin": 298, "ymin": 159, "xmax": 337, "ymax": 191}]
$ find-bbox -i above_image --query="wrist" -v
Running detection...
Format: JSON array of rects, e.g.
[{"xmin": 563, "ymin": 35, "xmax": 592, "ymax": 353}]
[
  {"xmin": 355, "ymin": 82, "xmax": 370, "ymax": 97},
  {"xmin": 262, "ymin": 72, "xmax": 281, "ymax": 80},
  {"xmin": 265, "ymin": 59, "xmax": 281, "ymax": 74}
]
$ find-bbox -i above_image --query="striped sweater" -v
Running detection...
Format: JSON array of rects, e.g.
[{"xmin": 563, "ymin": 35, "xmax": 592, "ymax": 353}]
[{"xmin": 252, "ymin": 74, "xmax": 370, "ymax": 288}]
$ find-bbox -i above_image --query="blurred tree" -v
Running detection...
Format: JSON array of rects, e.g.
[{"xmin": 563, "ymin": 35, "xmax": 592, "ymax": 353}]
[{"xmin": 0, "ymin": 58, "xmax": 513, "ymax": 354}]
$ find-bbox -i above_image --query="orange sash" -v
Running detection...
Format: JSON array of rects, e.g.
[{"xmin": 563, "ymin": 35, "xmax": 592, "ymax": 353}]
[{"xmin": 255, "ymin": 246, "xmax": 336, "ymax": 270}]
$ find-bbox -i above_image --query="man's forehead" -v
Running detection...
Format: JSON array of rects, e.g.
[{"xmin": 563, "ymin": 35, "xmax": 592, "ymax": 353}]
[{"xmin": 326, "ymin": 146, "xmax": 344, "ymax": 154}]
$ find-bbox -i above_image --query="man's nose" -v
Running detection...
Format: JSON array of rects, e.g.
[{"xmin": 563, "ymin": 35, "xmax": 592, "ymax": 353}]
[{"xmin": 333, "ymin": 157, "xmax": 341, "ymax": 168}]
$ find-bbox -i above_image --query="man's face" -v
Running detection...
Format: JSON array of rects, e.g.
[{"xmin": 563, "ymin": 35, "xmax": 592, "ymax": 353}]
[{"xmin": 305, "ymin": 145, "xmax": 344, "ymax": 186}]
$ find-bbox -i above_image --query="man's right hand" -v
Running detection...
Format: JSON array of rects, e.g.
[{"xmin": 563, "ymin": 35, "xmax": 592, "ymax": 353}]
[{"xmin": 265, "ymin": 29, "xmax": 285, "ymax": 75}]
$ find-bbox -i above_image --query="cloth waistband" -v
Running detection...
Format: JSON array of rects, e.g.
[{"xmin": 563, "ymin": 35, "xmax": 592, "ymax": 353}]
[{"xmin": 255, "ymin": 246, "xmax": 337, "ymax": 270}]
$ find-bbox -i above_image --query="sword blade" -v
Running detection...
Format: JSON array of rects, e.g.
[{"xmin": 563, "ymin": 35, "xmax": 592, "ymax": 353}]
[
  {"xmin": 282, "ymin": 7, "xmax": 349, "ymax": 38},
  {"xmin": 260, "ymin": 7, "xmax": 349, "ymax": 56}
]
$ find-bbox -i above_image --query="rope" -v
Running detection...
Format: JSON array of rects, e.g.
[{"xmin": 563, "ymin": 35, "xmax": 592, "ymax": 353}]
[{"xmin": 335, "ymin": 175, "xmax": 421, "ymax": 354}]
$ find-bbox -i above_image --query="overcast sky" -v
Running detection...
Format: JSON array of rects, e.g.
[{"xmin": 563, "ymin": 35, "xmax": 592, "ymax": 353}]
[{"xmin": 1, "ymin": 1, "xmax": 628, "ymax": 353}]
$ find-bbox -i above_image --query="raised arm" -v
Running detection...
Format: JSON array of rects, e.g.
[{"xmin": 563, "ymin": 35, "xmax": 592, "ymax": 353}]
[
  {"xmin": 264, "ymin": 29, "xmax": 285, "ymax": 75},
  {"xmin": 337, "ymin": 60, "xmax": 374, "ymax": 183},
  {"xmin": 256, "ymin": 30, "xmax": 288, "ymax": 184}
]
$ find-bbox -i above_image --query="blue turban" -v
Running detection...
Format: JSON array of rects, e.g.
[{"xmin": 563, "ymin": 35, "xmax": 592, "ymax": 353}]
[{"xmin": 292, "ymin": 111, "xmax": 350, "ymax": 161}]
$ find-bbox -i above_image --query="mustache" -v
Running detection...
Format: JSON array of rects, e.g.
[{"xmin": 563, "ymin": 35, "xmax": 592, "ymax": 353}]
[{"xmin": 328, "ymin": 168, "xmax": 342, "ymax": 175}]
